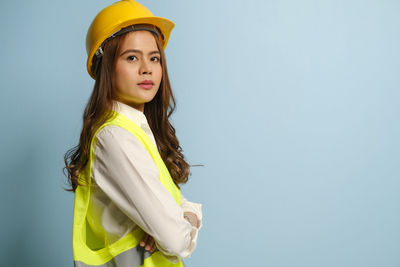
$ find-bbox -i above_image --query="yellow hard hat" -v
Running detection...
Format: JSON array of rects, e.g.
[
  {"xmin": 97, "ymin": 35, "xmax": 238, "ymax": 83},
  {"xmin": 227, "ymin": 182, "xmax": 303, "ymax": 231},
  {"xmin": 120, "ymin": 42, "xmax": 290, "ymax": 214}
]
[{"xmin": 86, "ymin": 0, "xmax": 175, "ymax": 79}]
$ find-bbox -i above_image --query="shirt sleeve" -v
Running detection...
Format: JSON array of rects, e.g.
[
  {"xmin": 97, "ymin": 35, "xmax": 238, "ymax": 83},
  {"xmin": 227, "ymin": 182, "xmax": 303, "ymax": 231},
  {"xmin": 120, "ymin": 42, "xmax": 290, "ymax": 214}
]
[
  {"xmin": 92, "ymin": 125, "xmax": 200, "ymax": 262},
  {"xmin": 161, "ymin": 195, "xmax": 203, "ymax": 263}
]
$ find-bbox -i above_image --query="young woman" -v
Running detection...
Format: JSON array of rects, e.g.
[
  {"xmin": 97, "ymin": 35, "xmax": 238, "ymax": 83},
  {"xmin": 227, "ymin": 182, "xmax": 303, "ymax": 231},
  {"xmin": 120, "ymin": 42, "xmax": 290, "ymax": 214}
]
[{"xmin": 63, "ymin": 1, "xmax": 203, "ymax": 266}]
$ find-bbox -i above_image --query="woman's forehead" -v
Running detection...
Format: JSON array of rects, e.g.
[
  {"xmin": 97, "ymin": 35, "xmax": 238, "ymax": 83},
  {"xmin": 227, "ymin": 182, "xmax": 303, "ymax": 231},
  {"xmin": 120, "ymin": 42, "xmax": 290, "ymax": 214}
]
[{"xmin": 120, "ymin": 30, "xmax": 159, "ymax": 51}]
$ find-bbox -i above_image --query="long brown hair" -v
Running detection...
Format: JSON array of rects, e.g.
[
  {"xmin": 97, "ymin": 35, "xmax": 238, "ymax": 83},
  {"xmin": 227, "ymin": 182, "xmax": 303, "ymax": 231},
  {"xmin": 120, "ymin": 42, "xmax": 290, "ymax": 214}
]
[{"xmin": 63, "ymin": 26, "xmax": 198, "ymax": 192}]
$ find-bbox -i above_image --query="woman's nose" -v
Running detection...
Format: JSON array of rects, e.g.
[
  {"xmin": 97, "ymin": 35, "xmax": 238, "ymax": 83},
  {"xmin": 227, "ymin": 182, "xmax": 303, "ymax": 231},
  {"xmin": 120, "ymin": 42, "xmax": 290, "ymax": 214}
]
[{"xmin": 140, "ymin": 60, "xmax": 152, "ymax": 75}]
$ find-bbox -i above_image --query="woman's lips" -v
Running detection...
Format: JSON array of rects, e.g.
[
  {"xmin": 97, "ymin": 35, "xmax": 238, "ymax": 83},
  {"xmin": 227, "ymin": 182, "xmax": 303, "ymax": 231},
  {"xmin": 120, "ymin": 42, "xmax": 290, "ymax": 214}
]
[
  {"xmin": 138, "ymin": 80, "xmax": 154, "ymax": 89},
  {"xmin": 138, "ymin": 83, "xmax": 153, "ymax": 89}
]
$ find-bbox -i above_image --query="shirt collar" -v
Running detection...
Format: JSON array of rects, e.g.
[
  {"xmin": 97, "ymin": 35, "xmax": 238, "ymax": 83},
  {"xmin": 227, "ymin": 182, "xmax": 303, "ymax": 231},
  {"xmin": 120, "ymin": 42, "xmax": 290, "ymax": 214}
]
[{"xmin": 112, "ymin": 100, "xmax": 148, "ymax": 126}]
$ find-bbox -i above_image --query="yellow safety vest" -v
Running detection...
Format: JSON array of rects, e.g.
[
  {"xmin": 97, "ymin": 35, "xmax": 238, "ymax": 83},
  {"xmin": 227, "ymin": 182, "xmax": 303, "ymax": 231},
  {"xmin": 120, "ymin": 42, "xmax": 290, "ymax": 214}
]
[{"xmin": 72, "ymin": 110, "xmax": 185, "ymax": 267}]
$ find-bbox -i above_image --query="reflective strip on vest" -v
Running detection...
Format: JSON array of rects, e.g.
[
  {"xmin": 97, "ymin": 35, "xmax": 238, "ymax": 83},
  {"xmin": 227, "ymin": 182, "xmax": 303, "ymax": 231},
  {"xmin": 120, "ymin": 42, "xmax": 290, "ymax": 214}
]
[
  {"xmin": 74, "ymin": 246, "xmax": 186, "ymax": 267},
  {"xmin": 72, "ymin": 111, "xmax": 184, "ymax": 267}
]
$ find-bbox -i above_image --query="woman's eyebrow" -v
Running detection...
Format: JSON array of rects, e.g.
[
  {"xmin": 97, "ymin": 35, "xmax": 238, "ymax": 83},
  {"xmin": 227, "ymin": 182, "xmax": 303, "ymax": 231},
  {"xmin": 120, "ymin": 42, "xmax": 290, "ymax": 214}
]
[{"xmin": 120, "ymin": 49, "xmax": 160, "ymax": 56}]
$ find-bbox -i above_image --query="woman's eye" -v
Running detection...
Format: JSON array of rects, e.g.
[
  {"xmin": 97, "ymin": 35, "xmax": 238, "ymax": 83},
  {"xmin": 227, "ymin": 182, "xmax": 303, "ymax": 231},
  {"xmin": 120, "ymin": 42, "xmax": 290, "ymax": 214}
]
[
  {"xmin": 152, "ymin": 56, "xmax": 160, "ymax": 62},
  {"xmin": 127, "ymin": 55, "xmax": 137, "ymax": 61}
]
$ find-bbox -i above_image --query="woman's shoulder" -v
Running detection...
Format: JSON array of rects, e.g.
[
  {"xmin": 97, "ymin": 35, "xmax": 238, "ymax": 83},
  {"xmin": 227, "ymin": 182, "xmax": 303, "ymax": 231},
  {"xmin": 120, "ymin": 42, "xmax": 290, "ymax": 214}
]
[
  {"xmin": 92, "ymin": 123, "xmax": 158, "ymax": 172},
  {"xmin": 96, "ymin": 124, "xmax": 126, "ymax": 137},
  {"xmin": 94, "ymin": 124, "xmax": 139, "ymax": 148}
]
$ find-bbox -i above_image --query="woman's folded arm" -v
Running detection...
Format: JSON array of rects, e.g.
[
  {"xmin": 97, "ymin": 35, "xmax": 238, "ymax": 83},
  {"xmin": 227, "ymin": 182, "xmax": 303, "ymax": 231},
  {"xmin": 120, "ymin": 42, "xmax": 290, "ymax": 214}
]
[{"xmin": 92, "ymin": 125, "xmax": 201, "ymax": 260}]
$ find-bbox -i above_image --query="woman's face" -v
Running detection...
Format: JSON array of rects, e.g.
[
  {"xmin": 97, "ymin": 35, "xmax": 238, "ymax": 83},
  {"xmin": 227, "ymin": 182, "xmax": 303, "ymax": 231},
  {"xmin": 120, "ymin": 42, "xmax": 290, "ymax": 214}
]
[{"xmin": 114, "ymin": 30, "xmax": 162, "ymax": 112}]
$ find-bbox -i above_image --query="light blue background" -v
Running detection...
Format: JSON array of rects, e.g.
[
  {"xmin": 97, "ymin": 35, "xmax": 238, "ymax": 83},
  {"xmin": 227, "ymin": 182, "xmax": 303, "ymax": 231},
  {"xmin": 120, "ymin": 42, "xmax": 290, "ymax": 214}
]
[{"xmin": 0, "ymin": 0, "xmax": 399, "ymax": 266}]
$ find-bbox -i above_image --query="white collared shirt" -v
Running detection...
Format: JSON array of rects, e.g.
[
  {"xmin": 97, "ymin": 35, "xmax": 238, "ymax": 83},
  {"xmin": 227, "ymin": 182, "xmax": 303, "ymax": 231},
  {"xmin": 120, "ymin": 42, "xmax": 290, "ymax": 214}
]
[{"xmin": 87, "ymin": 100, "xmax": 203, "ymax": 263}]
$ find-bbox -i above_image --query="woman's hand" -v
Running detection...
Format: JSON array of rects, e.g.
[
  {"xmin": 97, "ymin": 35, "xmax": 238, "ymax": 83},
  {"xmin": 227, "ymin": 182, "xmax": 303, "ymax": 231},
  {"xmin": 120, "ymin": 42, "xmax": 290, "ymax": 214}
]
[
  {"xmin": 140, "ymin": 232, "xmax": 156, "ymax": 252},
  {"xmin": 184, "ymin": 211, "xmax": 199, "ymax": 228}
]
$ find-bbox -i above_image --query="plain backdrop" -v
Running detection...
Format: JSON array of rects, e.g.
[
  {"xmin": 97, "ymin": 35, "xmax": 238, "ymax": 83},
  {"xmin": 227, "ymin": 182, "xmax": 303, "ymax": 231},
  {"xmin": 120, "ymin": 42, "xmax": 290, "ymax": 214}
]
[{"xmin": 0, "ymin": 0, "xmax": 399, "ymax": 266}]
